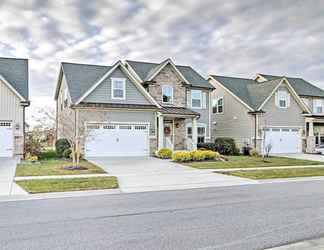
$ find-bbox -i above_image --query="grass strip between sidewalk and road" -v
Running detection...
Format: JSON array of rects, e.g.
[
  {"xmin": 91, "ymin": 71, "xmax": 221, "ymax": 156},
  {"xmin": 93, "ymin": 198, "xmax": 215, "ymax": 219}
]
[
  {"xmin": 16, "ymin": 176, "xmax": 119, "ymax": 193},
  {"xmin": 16, "ymin": 160, "xmax": 106, "ymax": 177},
  {"xmin": 217, "ymin": 167, "xmax": 324, "ymax": 180},
  {"xmin": 185, "ymin": 156, "xmax": 324, "ymax": 169}
]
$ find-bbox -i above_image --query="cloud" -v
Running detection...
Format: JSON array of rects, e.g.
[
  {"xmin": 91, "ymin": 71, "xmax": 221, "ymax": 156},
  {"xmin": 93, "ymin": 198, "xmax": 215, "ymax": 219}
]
[{"xmin": 0, "ymin": 0, "xmax": 323, "ymax": 125}]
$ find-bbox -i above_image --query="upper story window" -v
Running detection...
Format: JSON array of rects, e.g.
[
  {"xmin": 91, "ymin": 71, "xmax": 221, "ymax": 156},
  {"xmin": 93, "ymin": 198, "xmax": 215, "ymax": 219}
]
[
  {"xmin": 162, "ymin": 85, "xmax": 173, "ymax": 104},
  {"xmin": 212, "ymin": 97, "xmax": 223, "ymax": 113},
  {"xmin": 191, "ymin": 90, "xmax": 202, "ymax": 108},
  {"xmin": 111, "ymin": 78, "xmax": 126, "ymax": 100},
  {"xmin": 277, "ymin": 90, "xmax": 288, "ymax": 108},
  {"xmin": 313, "ymin": 99, "xmax": 324, "ymax": 114}
]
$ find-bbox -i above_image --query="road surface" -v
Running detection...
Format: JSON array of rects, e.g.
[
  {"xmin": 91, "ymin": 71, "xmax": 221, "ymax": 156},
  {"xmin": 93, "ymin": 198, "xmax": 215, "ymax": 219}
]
[{"xmin": 1, "ymin": 181, "xmax": 324, "ymax": 249}]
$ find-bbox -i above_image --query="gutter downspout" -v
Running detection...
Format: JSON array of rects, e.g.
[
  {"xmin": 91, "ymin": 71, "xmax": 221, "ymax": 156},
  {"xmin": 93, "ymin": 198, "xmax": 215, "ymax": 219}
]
[{"xmin": 254, "ymin": 113, "xmax": 257, "ymax": 149}]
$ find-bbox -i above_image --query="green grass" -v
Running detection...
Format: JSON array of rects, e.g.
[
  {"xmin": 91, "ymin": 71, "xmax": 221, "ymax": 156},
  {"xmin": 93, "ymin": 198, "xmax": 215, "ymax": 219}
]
[
  {"xmin": 16, "ymin": 177, "xmax": 119, "ymax": 193},
  {"xmin": 15, "ymin": 159, "xmax": 106, "ymax": 177},
  {"xmin": 218, "ymin": 167, "xmax": 324, "ymax": 180},
  {"xmin": 185, "ymin": 155, "xmax": 324, "ymax": 169}
]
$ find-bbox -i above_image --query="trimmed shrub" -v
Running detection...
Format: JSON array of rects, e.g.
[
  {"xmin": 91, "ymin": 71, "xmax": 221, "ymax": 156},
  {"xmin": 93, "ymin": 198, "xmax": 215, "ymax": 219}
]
[
  {"xmin": 214, "ymin": 138, "xmax": 240, "ymax": 155},
  {"xmin": 156, "ymin": 148, "xmax": 173, "ymax": 159},
  {"xmin": 172, "ymin": 151, "xmax": 192, "ymax": 162},
  {"xmin": 63, "ymin": 148, "xmax": 72, "ymax": 159},
  {"xmin": 55, "ymin": 138, "xmax": 71, "ymax": 157},
  {"xmin": 197, "ymin": 143, "xmax": 216, "ymax": 151},
  {"xmin": 39, "ymin": 150, "xmax": 58, "ymax": 160},
  {"xmin": 191, "ymin": 150, "xmax": 206, "ymax": 161},
  {"xmin": 249, "ymin": 149, "xmax": 260, "ymax": 157}
]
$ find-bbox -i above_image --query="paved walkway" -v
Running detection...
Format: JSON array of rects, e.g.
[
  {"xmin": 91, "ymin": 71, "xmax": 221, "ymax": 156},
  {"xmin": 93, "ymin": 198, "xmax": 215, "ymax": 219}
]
[
  {"xmin": 0, "ymin": 157, "xmax": 26, "ymax": 195},
  {"xmin": 273, "ymin": 153, "xmax": 324, "ymax": 162},
  {"xmin": 88, "ymin": 157, "xmax": 257, "ymax": 193},
  {"xmin": 211, "ymin": 164, "xmax": 324, "ymax": 172}
]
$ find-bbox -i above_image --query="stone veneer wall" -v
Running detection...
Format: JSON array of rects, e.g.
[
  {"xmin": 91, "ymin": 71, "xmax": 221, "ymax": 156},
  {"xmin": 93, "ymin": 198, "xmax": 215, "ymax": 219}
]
[
  {"xmin": 173, "ymin": 118, "xmax": 186, "ymax": 150},
  {"xmin": 149, "ymin": 64, "xmax": 186, "ymax": 107}
]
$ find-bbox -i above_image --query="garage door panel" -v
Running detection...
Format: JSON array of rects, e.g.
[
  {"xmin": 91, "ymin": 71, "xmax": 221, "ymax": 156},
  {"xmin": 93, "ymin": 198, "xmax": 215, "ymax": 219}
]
[
  {"xmin": 85, "ymin": 123, "xmax": 149, "ymax": 157},
  {"xmin": 0, "ymin": 122, "xmax": 14, "ymax": 157},
  {"xmin": 264, "ymin": 127, "xmax": 301, "ymax": 154}
]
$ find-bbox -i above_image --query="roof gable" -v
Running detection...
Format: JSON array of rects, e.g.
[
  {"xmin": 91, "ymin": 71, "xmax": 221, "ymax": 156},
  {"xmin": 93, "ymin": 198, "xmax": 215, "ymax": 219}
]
[
  {"xmin": 126, "ymin": 59, "xmax": 213, "ymax": 89},
  {"xmin": 0, "ymin": 57, "xmax": 28, "ymax": 100}
]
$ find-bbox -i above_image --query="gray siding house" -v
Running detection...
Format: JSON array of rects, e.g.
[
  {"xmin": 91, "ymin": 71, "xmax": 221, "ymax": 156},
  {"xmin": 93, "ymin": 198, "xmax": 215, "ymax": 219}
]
[
  {"xmin": 209, "ymin": 73, "xmax": 324, "ymax": 154},
  {"xmin": 0, "ymin": 57, "xmax": 29, "ymax": 158},
  {"xmin": 55, "ymin": 59, "xmax": 213, "ymax": 157}
]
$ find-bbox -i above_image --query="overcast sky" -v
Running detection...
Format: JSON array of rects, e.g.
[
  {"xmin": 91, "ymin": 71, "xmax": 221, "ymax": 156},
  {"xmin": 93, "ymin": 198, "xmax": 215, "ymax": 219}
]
[{"xmin": 0, "ymin": 0, "xmax": 323, "ymax": 125}]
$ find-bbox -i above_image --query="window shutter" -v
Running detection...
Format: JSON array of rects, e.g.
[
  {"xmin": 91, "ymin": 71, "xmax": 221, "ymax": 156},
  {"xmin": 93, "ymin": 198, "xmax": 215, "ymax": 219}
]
[
  {"xmin": 187, "ymin": 91, "xmax": 191, "ymax": 107},
  {"xmin": 287, "ymin": 92, "xmax": 291, "ymax": 107},
  {"xmin": 202, "ymin": 92, "xmax": 207, "ymax": 109},
  {"xmin": 275, "ymin": 91, "xmax": 279, "ymax": 107}
]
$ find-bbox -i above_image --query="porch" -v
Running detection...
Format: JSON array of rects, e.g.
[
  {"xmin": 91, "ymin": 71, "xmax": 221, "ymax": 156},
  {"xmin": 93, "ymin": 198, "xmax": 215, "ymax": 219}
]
[
  {"xmin": 157, "ymin": 107, "xmax": 200, "ymax": 151},
  {"xmin": 305, "ymin": 116, "xmax": 324, "ymax": 153}
]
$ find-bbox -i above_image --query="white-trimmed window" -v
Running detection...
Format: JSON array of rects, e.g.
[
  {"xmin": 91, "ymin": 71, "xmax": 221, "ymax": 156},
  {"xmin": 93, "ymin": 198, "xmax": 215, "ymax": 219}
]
[
  {"xmin": 277, "ymin": 90, "xmax": 288, "ymax": 108},
  {"xmin": 186, "ymin": 123, "xmax": 206, "ymax": 143},
  {"xmin": 212, "ymin": 97, "xmax": 223, "ymax": 113},
  {"xmin": 111, "ymin": 78, "xmax": 126, "ymax": 100},
  {"xmin": 162, "ymin": 85, "xmax": 173, "ymax": 104},
  {"xmin": 191, "ymin": 90, "xmax": 207, "ymax": 109},
  {"xmin": 313, "ymin": 99, "xmax": 324, "ymax": 114}
]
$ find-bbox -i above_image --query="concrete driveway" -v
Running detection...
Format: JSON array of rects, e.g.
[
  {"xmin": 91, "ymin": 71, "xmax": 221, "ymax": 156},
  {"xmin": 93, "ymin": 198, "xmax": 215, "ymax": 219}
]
[
  {"xmin": 0, "ymin": 157, "xmax": 23, "ymax": 196},
  {"xmin": 273, "ymin": 153, "xmax": 324, "ymax": 162},
  {"xmin": 89, "ymin": 157, "xmax": 257, "ymax": 193}
]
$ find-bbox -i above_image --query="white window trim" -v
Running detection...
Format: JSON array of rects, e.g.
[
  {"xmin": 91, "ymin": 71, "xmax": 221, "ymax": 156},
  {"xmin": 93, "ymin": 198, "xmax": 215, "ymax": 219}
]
[
  {"xmin": 213, "ymin": 97, "xmax": 224, "ymax": 114},
  {"xmin": 162, "ymin": 85, "xmax": 173, "ymax": 104},
  {"xmin": 186, "ymin": 123, "xmax": 207, "ymax": 138},
  {"xmin": 111, "ymin": 78, "xmax": 126, "ymax": 100},
  {"xmin": 313, "ymin": 99, "xmax": 323, "ymax": 114},
  {"xmin": 191, "ymin": 90, "xmax": 202, "ymax": 109},
  {"xmin": 278, "ymin": 90, "xmax": 288, "ymax": 109}
]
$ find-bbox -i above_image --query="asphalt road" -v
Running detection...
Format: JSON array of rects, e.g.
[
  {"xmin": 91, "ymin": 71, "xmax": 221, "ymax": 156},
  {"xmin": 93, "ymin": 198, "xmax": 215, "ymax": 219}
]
[{"xmin": 1, "ymin": 181, "xmax": 324, "ymax": 250}]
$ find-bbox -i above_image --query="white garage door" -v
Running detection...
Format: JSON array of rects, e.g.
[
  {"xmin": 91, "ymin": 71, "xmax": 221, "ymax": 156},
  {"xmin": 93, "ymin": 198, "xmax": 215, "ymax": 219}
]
[
  {"xmin": 0, "ymin": 121, "xmax": 14, "ymax": 157},
  {"xmin": 264, "ymin": 127, "xmax": 301, "ymax": 154},
  {"xmin": 85, "ymin": 123, "xmax": 149, "ymax": 157}
]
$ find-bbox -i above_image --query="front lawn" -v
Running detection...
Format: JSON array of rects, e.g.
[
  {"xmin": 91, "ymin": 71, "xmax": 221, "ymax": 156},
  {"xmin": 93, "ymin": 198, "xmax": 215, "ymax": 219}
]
[
  {"xmin": 218, "ymin": 167, "xmax": 324, "ymax": 180},
  {"xmin": 16, "ymin": 159, "xmax": 106, "ymax": 177},
  {"xmin": 185, "ymin": 156, "xmax": 324, "ymax": 169},
  {"xmin": 16, "ymin": 176, "xmax": 118, "ymax": 193}
]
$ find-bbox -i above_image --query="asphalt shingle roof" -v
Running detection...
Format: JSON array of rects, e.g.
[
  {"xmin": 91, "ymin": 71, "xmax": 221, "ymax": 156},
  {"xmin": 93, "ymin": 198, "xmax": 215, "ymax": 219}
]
[
  {"xmin": 259, "ymin": 74, "xmax": 324, "ymax": 98},
  {"xmin": 126, "ymin": 60, "xmax": 213, "ymax": 89},
  {"xmin": 159, "ymin": 106, "xmax": 200, "ymax": 116},
  {"xmin": 61, "ymin": 62, "xmax": 111, "ymax": 103},
  {"xmin": 211, "ymin": 75, "xmax": 282, "ymax": 110},
  {"xmin": 0, "ymin": 57, "xmax": 28, "ymax": 100}
]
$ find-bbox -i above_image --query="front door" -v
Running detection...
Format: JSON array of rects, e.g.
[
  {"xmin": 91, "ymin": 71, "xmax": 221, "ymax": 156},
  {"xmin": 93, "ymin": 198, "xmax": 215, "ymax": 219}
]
[{"xmin": 164, "ymin": 121, "xmax": 173, "ymax": 149}]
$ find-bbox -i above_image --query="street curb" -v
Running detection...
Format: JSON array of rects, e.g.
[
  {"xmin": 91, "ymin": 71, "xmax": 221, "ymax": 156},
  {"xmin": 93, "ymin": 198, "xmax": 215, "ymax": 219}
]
[
  {"xmin": 266, "ymin": 237, "xmax": 324, "ymax": 250},
  {"xmin": 0, "ymin": 188, "xmax": 121, "ymax": 203}
]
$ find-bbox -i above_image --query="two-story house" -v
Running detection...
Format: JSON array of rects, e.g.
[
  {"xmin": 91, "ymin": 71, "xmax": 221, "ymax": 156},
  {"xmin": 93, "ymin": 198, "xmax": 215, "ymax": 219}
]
[
  {"xmin": 0, "ymin": 57, "xmax": 29, "ymax": 158},
  {"xmin": 209, "ymin": 73, "xmax": 324, "ymax": 154},
  {"xmin": 54, "ymin": 59, "xmax": 213, "ymax": 157}
]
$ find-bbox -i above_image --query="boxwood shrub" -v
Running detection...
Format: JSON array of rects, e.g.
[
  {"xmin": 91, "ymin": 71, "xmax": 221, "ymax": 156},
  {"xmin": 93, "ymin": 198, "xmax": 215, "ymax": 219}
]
[
  {"xmin": 55, "ymin": 138, "xmax": 71, "ymax": 158},
  {"xmin": 214, "ymin": 138, "xmax": 240, "ymax": 155}
]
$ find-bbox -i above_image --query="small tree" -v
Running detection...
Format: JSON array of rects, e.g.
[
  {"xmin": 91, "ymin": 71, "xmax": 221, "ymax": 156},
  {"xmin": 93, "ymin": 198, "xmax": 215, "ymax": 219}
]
[{"xmin": 264, "ymin": 143, "xmax": 273, "ymax": 157}]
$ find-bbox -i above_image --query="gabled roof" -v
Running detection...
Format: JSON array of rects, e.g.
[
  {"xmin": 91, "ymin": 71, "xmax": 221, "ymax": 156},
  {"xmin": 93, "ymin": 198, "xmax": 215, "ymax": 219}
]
[
  {"xmin": 126, "ymin": 59, "xmax": 213, "ymax": 89},
  {"xmin": 0, "ymin": 57, "xmax": 29, "ymax": 100},
  {"xmin": 258, "ymin": 74, "xmax": 324, "ymax": 98},
  {"xmin": 56, "ymin": 62, "xmax": 111, "ymax": 103}
]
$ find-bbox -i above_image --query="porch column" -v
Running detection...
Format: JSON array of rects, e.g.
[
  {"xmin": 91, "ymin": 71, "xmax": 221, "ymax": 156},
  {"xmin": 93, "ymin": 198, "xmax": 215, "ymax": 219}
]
[
  {"xmin": 192, "ymin": 117, "xmax": 198, "ymax": 150},
  {"xmin": 306, "ymin": 118, "xmax": 316, "ymax": 153},
  {"xmin": 158, "ymin": 114, "xmax": 164, "ymax": 150}
]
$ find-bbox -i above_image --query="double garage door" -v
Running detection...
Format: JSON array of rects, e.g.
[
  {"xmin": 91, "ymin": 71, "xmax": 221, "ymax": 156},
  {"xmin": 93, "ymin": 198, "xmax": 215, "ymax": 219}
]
[
  {"xmin": 85, "ymin": 123, "xmax": 149, "ymax": 157},
  {"xmin": 0, "ymin": 122, "xmax": 13, "ymax": 157},
  {"xmin": 264, "ymin": 127, "xmax": 301, "ymax": 154}
]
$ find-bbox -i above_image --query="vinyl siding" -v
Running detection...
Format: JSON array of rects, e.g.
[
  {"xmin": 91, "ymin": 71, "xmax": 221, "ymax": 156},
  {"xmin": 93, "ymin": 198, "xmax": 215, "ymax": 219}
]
[
  {"xmin": 210, "ymin": 78, "xmax": 254, "ymax": 148},
  {"xmin": 84, "ymin": 67, "xmax": 151, "ymax": 105},
  {"xmin": 0, "ymin": 79, "xmax": 24, "ymax": 155},
  {"xmin": 186, "ymin": 89, "xmax": 211, "ymax": 139}
]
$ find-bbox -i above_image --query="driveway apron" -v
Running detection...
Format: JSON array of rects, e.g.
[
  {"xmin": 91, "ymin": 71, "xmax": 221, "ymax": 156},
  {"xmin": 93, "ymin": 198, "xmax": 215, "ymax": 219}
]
[
  {"xmin": 0, "ymin": 157, "xmax": 19, "ymax": 195},
  {"xmin": 88, "ymin": 157, "xmax": 257, "ymax": 193}
]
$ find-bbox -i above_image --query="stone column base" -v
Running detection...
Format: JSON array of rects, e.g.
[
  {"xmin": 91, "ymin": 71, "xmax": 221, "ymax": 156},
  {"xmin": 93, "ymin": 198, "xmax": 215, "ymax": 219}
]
[{"xmin": 306, "ymin": 136, "xmax": 316, "ymax": 153}]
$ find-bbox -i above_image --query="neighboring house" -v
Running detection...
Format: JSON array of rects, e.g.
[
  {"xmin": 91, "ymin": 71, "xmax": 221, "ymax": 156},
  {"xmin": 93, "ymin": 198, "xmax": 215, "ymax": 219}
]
[
  {"xmin": 209, "ymin": 73, "xmax": 324, "ymax": 154},
  {"xmin": 0, "ymin": 57, "xmax": 29, "ymax": 158},
  {"xmin": 54, "ymin": 59, "xmax": 213, "ymax": 157}
]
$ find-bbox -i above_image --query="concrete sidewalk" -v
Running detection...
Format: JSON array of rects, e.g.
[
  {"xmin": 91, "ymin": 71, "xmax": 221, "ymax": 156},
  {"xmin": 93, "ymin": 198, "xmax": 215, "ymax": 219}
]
[{"xmin": 211, "ymin": 164, "xmax": 324, "ymax": 172}]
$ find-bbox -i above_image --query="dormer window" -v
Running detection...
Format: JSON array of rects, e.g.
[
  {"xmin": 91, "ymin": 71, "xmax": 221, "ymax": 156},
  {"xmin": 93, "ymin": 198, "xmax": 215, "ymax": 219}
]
[
  {"xmin": 112, "ymin": 78, "xmax": 126, "ymax": 100},
  {"xmin": 162, "ymin": 85, "xmax": 173, "ymax": 104}
]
